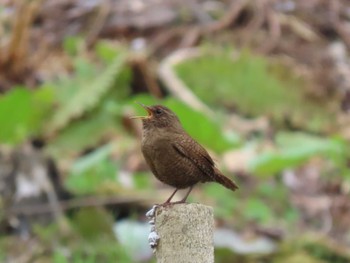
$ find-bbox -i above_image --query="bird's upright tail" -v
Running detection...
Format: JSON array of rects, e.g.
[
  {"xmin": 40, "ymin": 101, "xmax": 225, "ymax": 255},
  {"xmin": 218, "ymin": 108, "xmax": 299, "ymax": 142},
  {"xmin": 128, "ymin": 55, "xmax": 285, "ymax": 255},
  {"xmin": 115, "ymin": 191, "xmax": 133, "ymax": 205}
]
[{"xmin": 213, "ymin": 167, "xmax": 239, "ymax": 191}]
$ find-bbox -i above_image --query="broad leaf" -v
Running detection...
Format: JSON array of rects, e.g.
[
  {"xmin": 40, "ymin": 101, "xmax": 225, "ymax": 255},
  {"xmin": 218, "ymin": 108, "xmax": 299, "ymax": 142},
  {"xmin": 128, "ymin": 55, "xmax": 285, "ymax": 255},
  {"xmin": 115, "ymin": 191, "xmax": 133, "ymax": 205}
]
[
  {"xmin": 249, "ymin": 132, "xmax": 347, "ymax": 176},
  {"xmin": 0, "ymin": 87, "xmax": 53, "ymax": 144}
]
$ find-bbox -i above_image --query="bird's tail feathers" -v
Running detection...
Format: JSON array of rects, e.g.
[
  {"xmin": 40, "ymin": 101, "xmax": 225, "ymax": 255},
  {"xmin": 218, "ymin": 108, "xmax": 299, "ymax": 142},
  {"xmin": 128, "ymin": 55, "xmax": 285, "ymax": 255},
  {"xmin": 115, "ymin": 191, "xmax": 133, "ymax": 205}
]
[{"xmin": 213, "ymin": 167, "xmax": 238, "ymax": 191}]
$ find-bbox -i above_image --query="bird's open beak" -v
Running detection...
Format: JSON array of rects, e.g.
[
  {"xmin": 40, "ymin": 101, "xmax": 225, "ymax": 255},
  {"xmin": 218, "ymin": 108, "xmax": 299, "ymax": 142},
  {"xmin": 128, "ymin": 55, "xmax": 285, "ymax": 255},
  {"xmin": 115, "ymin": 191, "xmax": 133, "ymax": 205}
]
[{"xmin": 129, "ymin": 102, "xmax": 153, "ymax": 119}]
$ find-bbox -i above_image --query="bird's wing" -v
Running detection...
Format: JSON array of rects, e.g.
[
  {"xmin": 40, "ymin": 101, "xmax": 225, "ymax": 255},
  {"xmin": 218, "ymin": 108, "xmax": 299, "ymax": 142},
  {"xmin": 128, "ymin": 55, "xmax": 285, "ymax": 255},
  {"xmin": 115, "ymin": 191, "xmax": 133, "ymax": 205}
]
[{"xmin": 172, "ymin": 135, "xmax": 215, "ymax": 180}]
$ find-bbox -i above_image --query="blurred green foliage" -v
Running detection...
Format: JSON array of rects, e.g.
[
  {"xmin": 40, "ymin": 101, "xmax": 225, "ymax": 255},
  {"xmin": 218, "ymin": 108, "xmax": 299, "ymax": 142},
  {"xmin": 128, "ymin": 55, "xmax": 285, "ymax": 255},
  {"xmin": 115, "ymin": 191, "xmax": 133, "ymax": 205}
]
[
  {"xmin": 32, "ymin": 208, "xmax": 132, "ymax": 263},
  {"xmin": 243, "ymin": 198, "xmax": 274, "ymax": 224},
  {"xmin": 214, "ymin": 235, "xmax": 350, "ymax": 263},
  {"xmin": 274, "ymin": 236, "xmax": 350, "ymax": 263},
  {"xmin": 66, "ymin": 144, "xmax": 120, "ymax": 194},
  {"xmin": 46, "ymin": 38, "xmax": 130, "ymax": 137},
  {"xmin": 0, "ymin": 86, "xmax": 53, "ymax": 144},
  {"xmin": 46, "ymin": 53, "xmax": 128, "ymax": 134},
  {"xmin": 249, "ymin": 132, "xmax": 348, "ymax": 177},
  {"xmin": 176, "ymin": 47, "xmax": 334, "ymax": 132},
  {"xmin": 71, "ymin": 207, "xmax": 115, "ymax": 240},
  {"xmin": 204, "ymin": 183, "xmax": 238, "ymax": 218},
  {"xmin": 45, "ymin": 40, "xmax": 131, "ymax": 158},
  {"xmin": 1, "ymin": 38, "xmax": 349, "ymax": 262}
]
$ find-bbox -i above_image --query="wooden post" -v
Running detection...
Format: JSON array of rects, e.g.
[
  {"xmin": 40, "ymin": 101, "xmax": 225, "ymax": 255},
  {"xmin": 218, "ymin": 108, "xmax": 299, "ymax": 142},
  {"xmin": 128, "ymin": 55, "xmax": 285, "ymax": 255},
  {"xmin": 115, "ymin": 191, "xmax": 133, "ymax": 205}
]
[{"xmin": 153, "ymin": 203, "xmax": 214, "ymax": 263}]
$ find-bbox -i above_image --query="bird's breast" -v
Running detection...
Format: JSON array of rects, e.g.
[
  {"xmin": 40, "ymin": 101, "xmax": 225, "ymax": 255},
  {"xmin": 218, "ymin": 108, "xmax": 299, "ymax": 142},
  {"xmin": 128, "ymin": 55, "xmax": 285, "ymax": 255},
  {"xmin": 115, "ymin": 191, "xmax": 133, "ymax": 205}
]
[
  {"xmin": 141, "ymin": 131, "xmax": 171, "ymax": 161},
  {"xmin": 141, "ymin": 130, "xmax": 205, "ymax": 188}
]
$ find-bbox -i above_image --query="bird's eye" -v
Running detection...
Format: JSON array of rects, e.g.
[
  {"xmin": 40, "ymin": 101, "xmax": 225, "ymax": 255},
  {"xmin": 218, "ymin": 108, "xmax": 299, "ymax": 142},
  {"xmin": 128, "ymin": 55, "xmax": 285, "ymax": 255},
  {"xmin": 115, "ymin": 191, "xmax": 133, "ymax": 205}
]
[{"xmin": 155, "ymin": 108, "xmax": 162, "ymax": 115}]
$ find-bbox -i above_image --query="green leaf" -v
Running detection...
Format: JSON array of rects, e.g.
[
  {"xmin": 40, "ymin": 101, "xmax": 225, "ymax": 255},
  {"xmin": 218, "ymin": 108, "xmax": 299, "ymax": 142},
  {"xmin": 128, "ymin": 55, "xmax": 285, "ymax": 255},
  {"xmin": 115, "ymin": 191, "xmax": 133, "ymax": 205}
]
[
  {"xmin": 47, "ymin": 109, "xmax": 118, "ymax": 158},
  {"xmin": 95, "ymin": 41, "xmax": 122, "ymax": 63},
  {"xmin": 243, "ymin": 198, "xmax": 273, "ymax": 224},
  {"xmin": 285, "ymin": 207, "xmax": 299, "ymax": 224},
  {"xmin": 53, "ymin": 252, "xmax": 69, "ymax": 263},
  {"xmin": 132, "ymin": 172, "xmax": 152, "ymax": 190},
  {"xmin": 203, "ymin": 184, "xmax": 237, "ymax": 218},
  {"xmin": 63, "ymin": 36, "xmax": 84, "ymax": 56},
  {"xmin": 47, "ymin": 50, "xmax": 129, "ymax": 134},
  {"xmin": 276, "ymin": 132, "xmax": 345, "ymax": 157},
  {"xmin": 257, "ymin": 182, "xmax": 287, "ymax": 200},
  {"xmin": 249, "ymin": 132, "xmax": 347, "ymax": 176},
  {"xmin": 0, "ymin": 87, "xmax": 54, "ymax": 144},
  {"xmin": 73, "ymin": 58, "xmax": 96, "ymax": 77},
  {"xmin": 71, "ymin": 207, "xmax": 115, "ymax": 240},
  {"xmin": 65, "ymin": 145, "xmax": 119, "ymax": 194},
  {"xmin": 71, "ymin": 143, "xmax": 114, "ymax": 174},
  {"xmin": 176, "ymin": 47, "xmax": 334, "ymax": 132}
]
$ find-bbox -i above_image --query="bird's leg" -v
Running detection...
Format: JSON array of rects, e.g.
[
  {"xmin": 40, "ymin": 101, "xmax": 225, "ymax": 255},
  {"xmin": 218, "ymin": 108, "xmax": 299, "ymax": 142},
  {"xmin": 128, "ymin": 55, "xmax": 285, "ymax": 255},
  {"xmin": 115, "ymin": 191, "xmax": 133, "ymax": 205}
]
[
  {"xmin": 162, "ymin": 186, "xmax": 194, "ymax": 206},
  {"xmin": 162, "ymin": 188, "xmax": 178, "ymax": 204},
  {"xmin": 179, "ymin": 185, "xmax": 194, "ymax": 203}
]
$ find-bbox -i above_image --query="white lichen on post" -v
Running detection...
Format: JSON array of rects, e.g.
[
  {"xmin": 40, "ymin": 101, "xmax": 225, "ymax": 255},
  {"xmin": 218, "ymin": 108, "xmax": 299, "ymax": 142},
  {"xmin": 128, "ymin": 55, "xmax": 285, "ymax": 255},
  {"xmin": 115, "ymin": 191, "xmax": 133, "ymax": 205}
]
[{"xmin": 153, "ymin": 203, "xmax": 214, "ymax": 263}]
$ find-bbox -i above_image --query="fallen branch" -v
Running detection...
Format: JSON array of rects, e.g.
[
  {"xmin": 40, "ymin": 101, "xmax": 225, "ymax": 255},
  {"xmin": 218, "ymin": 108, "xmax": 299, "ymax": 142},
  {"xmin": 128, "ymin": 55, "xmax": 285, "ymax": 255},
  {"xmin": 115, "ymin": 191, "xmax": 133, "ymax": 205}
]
[{"xmin": 9, "ymin": 195, "xmax": 149, "ymax": 216}]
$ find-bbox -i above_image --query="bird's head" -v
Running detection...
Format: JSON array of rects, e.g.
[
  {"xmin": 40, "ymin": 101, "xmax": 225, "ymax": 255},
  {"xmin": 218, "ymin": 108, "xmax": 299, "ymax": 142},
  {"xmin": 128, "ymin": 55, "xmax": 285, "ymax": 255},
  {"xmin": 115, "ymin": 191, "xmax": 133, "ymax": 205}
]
[{"xmin": 131, "ymin": 103, "xmax": 182, "ymax": 130}]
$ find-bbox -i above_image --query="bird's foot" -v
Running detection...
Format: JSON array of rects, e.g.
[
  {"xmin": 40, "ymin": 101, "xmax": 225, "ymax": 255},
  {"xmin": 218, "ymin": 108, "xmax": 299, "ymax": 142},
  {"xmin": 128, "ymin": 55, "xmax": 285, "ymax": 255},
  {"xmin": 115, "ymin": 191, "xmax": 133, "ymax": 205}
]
[{"xmin": 159, "ymin": 200, "xmax": 188, "ymax": 207}]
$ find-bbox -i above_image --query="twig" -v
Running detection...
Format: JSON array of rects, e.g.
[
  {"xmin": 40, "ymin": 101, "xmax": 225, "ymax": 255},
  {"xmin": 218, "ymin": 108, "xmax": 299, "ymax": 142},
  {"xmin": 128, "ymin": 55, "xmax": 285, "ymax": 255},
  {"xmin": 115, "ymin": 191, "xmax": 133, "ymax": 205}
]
[
  {"xmin": 9, "ymin": 195, "xmax": 148, "ymax": 216},
  {"xmin": 259, "ymin": 6, "xmax": 281, "ymax": 53},
  {"xmin": 86, "ymin": 0, "xmax": 111, "ymax": 47},
  {"xmin": 1, "ymin": 0, "xmax": 42, "ymax": 72},
  {"xmin": 330, "ymin": 0, "xmax": 350, "ymax": 50},
  {"xmin": 205, "ymin": 0, "xmax": 247, "ymax": 33},
  {"xmin": 180, "ymin": 27, "xmax": 201, "ymax": 48},
  {"xmin": 242, "ymin": 0, "xmax": 266, "ymax": 46},
  {"xmin": 129, "ymin": 53, "xmax": 163, "ymax": 98},
  {"xmin": 189, "ymin": 0, "xmax": 214, "ymax": 25},
  {"xmin": 278, "ymin": 14, "xmax": 320, "ymax": 42},
  {"xmin": 151, "ymin": 27, "xmax": 188, "ymax": 55},
  {"xmin": 158, "ymin": 47, "xmax": 214, "ymax": 117},
  {"xmin": 152, "ymin": 0, "xmax": 247, "ymax": 54}
]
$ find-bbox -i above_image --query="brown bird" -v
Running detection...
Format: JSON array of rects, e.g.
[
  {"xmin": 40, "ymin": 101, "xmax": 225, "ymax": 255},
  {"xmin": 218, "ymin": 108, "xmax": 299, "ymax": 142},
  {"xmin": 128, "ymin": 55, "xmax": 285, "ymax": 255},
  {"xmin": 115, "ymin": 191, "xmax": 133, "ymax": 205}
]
[{"xmin": 132, "ymin": 103, "xmax": 238, "ymax": 204}]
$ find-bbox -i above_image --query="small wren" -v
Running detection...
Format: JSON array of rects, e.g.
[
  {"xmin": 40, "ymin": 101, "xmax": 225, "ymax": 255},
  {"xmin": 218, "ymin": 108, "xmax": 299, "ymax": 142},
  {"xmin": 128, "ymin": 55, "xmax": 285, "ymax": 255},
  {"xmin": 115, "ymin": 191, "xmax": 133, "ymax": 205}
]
[{"xmin": 132, "ymin": 103, "xmax": 238, "ymax": 204}]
